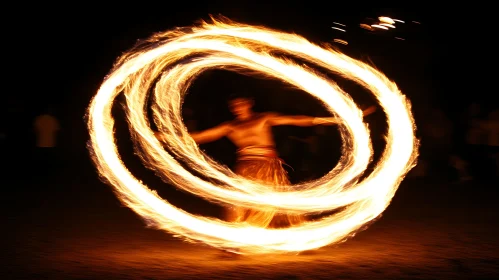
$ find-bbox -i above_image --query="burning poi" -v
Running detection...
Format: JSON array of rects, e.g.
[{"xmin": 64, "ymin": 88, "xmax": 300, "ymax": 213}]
[{"xmin": 86, "ymin": 17, "xmax": 418, "ymax": 254}]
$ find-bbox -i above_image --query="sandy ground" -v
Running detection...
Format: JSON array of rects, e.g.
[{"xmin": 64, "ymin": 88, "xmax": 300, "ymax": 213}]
[{"xmin": 6, "ymin": 177, "xmax": 499, "ymax": 279}]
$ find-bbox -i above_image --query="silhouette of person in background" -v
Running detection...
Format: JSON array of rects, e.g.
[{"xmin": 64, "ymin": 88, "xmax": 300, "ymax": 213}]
[
  {"xmin": 33, "ymin": 107, "xmax": 60, "ymax": 180},
  {"xmin": 0, "ymin": 116, "xmax": 5, "ymax": 159},
  {"xmin": 481, "ymin": 109, "xmax": 499, "ymax": 178},
  {"xmin": 422, "ymin": 108, "xmax": 453, "ymax": 179},
  {"xmin": 288, "ymin": 126, "xmax": 325, "ymax": 180},
  {"xmin": 449, "ymin": 154, "xmax": 472, "ymax": 182},
  {"xmin": 464, "ymin": 103, "xmax": 487, "ymax": 179}
]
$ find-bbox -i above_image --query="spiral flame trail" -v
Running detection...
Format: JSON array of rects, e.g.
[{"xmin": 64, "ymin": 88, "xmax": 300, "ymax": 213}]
[{"xmin": 87, "ymin": 18, "xmax": 419, "ymax": 254}]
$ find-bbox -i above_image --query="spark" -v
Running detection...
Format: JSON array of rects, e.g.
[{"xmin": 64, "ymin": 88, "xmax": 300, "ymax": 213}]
[
  {"xmin": 380, "ymin": 23, "xmax": 396, "ymax": 28},
  {"xmin": 333, "ymin": 39, "xmax": 348, "ymax": 45},
  {"xmin": 371, "ymin": 24, "xmax": 389, "ymax": 30},
  {"xmin": 360, "ymin": 23, "xmax": 374, "ymax": 31},
  {"xmin": 333, "ymin": 22, "xmax": 346, "ymax": 27},
  {"xmin": 331, "ymin": 26, "xmax": 346, "ymax": 32},
  {"xmin": 87, "ymin": 17, "xmax": 418, "ymax": 254},
  {"xmin": 393, "ymin": 19, "xmax": 405, "ymax": 23}
]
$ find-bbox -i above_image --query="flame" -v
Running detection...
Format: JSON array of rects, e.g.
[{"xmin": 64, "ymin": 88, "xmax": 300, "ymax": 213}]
[
  {"xmin": 360, "ymin": 23, "xmax": 374, "ymax": 31},
  {"xmin": 380, "ymin": 23, "xmax": 396, "ymax": 28},
  {"xmin": 333, "ymin": 39, "xmax": 348, "ymax": 45},
  {"xmin": 86, "ymin": 17, "xmax": 418, "ymax": 254},
  {"xmin": 371, "ymin": 24, "xmax": 389, "ymax": 30},
  {"xmin": 379, "ymin": 16, "xmax": 396, "ymax": 24}
]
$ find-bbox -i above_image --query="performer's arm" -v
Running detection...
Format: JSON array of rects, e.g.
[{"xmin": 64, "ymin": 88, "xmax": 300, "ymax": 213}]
[
  {"xmin": 155, "ymin": 123, "xmax": 232, "ymax": 144},
  {"xmin": 362, "ymin": 105, "xmax": 377, "ymax": 117},
  {"xmin": 266, "ymin": 113, "xmax": 339, "ymax": 127},
  {"xmin": 267, "ymin": 106, "xmax": 377, "ymax": 127},
  {"xmin": 189, "ymin": 123, "xmax": 232, "ymax": 144}
]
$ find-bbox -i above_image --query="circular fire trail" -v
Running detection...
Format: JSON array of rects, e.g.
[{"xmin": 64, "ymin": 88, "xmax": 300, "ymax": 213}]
[{"xmin": 87, "ymin": 18, "xmax": 418, "ymax": 254}]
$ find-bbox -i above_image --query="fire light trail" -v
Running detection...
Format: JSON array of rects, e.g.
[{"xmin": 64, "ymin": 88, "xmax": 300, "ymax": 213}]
[{"xmin": 87, "ymin": 17, "xmax": 419, "ymax": 254}]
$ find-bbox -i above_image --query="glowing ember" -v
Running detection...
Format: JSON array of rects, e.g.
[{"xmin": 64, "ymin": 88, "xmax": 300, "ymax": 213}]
[{"xmin": 86, "ymin": 17, "xmax": 418, "ymax": 254}]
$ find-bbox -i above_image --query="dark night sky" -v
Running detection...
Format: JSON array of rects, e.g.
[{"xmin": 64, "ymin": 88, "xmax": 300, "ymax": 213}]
[
  {"xmin": 6, "ymin": 4, "xmax": 497, "ymax": 163},
  {"xmin": 20, "ymin": 4, "xmax": 494, "ymax": 112}
]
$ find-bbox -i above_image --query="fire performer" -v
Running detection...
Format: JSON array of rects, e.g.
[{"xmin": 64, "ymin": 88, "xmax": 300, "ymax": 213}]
[{"xmin": 156, "ymin": 94, "xmax": 376, "ymax": 228}]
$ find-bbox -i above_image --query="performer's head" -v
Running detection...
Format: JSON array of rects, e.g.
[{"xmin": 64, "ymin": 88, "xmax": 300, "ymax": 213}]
[{"xmin": 228, "ymin": 93, "xmax": 254, "ymax": 119}]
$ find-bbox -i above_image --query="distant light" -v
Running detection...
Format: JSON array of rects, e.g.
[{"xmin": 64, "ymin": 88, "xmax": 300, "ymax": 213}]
[
  {"xmin": 412, "ymin": 21, "xmax": 421, "ymax": 24},
  {"xmin": 360, "ymin": 23, "xmax": 373, "ymax": 31},
  {"xmin": 333, "ymin": 22, "xmax": 346, "ymax": 27},
  {"xmin": 331, "ymin": 27, "xmax": 346, "ymax": 32},
  {"xmin": 395, "ymin": 37, "xmax": 405, "ymax": 41},
  {"xmin": 333, "ymin": 39, "xmax": 348, "ymax": 45},
  {"xmin": 371, "ymin": 24, "xmax": 389, "ymax": 30},
  {"xmin": 393, "ymin": 19, "xmax": 405, "ymax": 23},
  {"xmin": 379, "ymin": 16, "xmax": 395, "ymax": 24},
  {"xmin": 380, "ymin": 23, "xmax": 396, "ymax": 28}
]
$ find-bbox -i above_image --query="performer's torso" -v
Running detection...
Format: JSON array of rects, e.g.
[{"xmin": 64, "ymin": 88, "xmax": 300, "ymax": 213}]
[{"xmin": 227, "ymin": 113, "xmax": 276, "ymax": 149}]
